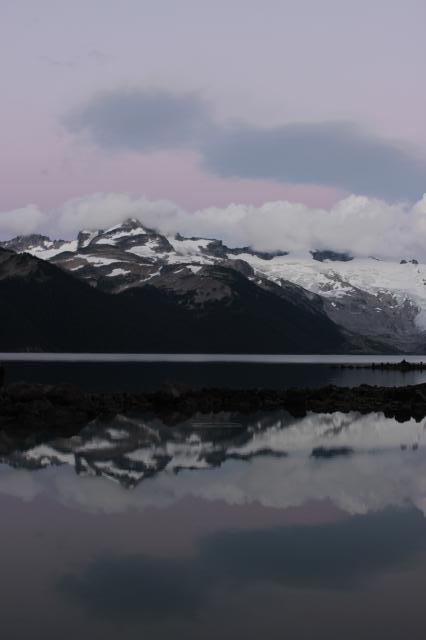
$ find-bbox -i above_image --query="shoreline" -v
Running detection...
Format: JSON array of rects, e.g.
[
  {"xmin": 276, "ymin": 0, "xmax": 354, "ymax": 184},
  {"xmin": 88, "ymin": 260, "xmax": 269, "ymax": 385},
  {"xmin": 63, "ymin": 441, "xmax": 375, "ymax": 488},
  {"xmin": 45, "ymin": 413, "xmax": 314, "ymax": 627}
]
[
  {"xmin": 333, "ymin": 359, "xmax": 426, "ymax": 371},
  {"xmin": 2, "ymin": 380, "xmax": 426, "ymax": 436}
]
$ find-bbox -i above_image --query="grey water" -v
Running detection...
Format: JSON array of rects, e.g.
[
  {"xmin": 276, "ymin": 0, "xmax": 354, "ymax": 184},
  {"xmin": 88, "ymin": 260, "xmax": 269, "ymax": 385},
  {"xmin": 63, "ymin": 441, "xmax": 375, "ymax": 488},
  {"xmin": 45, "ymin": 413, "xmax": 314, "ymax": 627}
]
[
  {"xmin": 1, "ymin": 408, "xmax": 426, "ymax": 639},
  {"xmin": 2, "ymin": 353, "xmax": 426, "ymax": 391}
]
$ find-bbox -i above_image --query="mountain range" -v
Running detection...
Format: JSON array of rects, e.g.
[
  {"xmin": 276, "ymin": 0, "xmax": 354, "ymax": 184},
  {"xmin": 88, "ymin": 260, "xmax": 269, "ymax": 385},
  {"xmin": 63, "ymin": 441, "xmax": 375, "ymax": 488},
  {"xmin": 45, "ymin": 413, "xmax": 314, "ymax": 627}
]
[{"xmin": 1, "ymin": 217, "xmax": 425, "ymax": 353}]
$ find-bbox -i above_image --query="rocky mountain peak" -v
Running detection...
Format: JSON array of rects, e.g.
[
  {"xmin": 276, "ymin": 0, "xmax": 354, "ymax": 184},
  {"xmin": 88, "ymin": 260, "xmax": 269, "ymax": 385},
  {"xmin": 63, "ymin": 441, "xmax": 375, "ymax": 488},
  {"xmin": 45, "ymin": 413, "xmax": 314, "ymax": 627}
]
[
  {"xmin": 1, "ymin": 233, "xmax": 53, "ymax": 252},
  {"xmin": 311, "ymin": 250, "xmax": 353, "ymax": 262}
]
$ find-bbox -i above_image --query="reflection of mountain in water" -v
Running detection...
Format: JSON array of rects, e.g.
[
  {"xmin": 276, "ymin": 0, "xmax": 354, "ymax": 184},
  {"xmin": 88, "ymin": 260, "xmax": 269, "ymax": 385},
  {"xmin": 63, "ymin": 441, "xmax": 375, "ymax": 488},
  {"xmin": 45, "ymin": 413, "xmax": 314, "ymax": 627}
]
[{"xmin": 1, "ymin": 410, "xmax": 425, "ymax": 489}]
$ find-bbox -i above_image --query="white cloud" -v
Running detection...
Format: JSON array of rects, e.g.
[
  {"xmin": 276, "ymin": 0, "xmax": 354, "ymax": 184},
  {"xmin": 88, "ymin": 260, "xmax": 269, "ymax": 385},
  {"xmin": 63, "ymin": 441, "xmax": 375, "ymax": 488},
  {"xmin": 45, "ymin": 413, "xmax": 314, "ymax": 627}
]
[
  {"xmin": 0, "ymin": 204, "xmax": 48, "ymax": 237},
  {"xmin": 56, "ymin": 193, "xmax": 182, "ymax": 235},
  {"xmin": 172, "ymin": 195, "xmax": 426, "ymax": 259},
  {"xmin": 3, "ymin": 192, "xmax": 426, "ymax": 260},
  {"xmin": 57, "ymin": 191, "xmax": 426, "ymax": 261}
]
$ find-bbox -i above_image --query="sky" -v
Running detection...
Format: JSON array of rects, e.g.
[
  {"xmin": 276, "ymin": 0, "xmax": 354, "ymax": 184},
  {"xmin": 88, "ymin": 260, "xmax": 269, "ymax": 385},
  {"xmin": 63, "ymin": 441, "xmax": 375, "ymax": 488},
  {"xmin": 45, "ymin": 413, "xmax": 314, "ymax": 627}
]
[{"xmin": 0, "ymin": 0, "xmax": 425, "ymax": 251}]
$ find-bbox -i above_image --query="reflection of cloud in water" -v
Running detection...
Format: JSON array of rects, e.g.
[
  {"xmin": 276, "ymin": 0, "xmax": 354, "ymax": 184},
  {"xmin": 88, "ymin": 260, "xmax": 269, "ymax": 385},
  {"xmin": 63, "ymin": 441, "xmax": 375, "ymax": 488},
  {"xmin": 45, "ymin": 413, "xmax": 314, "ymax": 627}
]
[
  {"xmin": 1, "ymin": 411, "xmax": 426, "ymax": 515},
  {"xmin": 0, "ymin": 467, "xmax": 42, "ymax": 501},
  {"xmin": 49, "ymin": 446, "xmax": 426, "ymax": 517},
  {"xmin": 60, "ymin": 553, "xmax": 202, "ymax": 620},
  {"xmin": 59, "ymin": 508, "xmax": 426, "ymax": 621}
]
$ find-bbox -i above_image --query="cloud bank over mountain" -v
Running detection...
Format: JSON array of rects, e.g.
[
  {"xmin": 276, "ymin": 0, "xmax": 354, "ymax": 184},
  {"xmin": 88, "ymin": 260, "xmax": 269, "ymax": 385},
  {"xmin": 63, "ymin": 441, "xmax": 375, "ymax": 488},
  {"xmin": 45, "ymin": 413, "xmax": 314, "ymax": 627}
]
[
  {"xmin": 2, "ymin": 191, "xmax": 426, "ymax": 261},
  {"xmin": 64, "ymin": 88, "xmax": 426, "ymax": 201},
  {"xmin": 0, "ymin": 204, "xmax": 48, "ymax": 236}
]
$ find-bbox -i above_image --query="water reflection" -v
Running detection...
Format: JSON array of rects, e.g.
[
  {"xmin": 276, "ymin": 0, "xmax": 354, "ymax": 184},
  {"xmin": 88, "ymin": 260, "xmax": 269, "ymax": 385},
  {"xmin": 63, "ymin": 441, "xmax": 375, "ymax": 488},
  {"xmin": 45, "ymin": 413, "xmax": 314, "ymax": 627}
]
[
  {"xmin": 1, "ymin": 411, "xmax": 426, "ymax": 515},
  {"xmin": 59, "ymin": 509, "xmax": 426, "ymax": 621},
  {"xmin": 2, "ymin": 411, "xmax": 426, "ymax": 638}
]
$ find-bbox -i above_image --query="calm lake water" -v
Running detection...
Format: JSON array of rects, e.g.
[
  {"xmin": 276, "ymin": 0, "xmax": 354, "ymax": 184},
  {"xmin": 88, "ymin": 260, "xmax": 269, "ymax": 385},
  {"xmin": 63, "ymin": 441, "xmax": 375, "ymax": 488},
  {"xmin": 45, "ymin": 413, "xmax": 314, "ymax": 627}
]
[
  {"xmin": 1, "ymin": 408, "xmax": 426, "ymax": 639},
  {"xmin": 2, "ymin": 353, "xmax": 426, "ymax": 390}
]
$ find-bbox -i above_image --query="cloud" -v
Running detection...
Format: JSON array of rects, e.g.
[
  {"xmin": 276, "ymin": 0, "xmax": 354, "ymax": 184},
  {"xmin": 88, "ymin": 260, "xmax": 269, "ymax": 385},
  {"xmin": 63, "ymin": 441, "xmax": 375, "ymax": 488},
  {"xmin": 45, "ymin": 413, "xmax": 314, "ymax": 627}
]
[
  {"xmin": 63, "ymin": 88, "xmax": 426, "ymax": 199},
  {"xmin": 56, "ymin": 193, "xmax": 182, "ymax": 235},
  {"xmin": 0, "ymin": 204, "xmax": 48, "ymax": 237},
  {"xmin": 54, "ymin": 191, "xmax": 426, "ymax": 260},
  {"xmin": 64, "ymin": 88, "xmax": 210, "ymax": 152},
  {"xmin": 5, "ymin": 191, "xmax": 426, "ymax": 260},
  {"xmin": 201, "ymin": 122, "xmax": 426, "ymax": 200}
]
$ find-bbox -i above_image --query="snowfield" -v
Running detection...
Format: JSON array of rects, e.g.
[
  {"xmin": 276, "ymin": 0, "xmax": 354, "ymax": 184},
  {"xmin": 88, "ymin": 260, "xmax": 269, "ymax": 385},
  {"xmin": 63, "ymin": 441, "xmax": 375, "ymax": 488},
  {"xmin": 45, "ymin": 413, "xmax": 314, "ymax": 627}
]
[{"xmin": 227, "ymin": 253, "xmax": 426, "ymax": 330}]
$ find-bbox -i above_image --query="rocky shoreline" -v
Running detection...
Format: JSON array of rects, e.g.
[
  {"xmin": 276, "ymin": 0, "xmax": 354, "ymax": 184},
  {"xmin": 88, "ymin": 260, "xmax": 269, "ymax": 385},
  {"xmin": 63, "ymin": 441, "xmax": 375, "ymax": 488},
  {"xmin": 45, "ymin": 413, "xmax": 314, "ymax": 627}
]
[
  {"xmin": 1, "ymin": 378, "xmax": 426, "ymax": 437},
  {"xmin": 333, "ymin": 359, "xmax": 426, "ymax": 371}
]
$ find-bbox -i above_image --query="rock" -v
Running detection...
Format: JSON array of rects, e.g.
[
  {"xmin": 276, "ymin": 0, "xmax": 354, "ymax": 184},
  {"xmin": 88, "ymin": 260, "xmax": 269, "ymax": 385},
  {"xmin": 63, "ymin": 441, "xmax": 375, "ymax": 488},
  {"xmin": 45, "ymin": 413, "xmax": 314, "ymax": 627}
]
[
  {"xmin": 311, "ymin": 446, "xmax": 354, "ymax": 458},
  {"xmin": 339, "ymin": 359, "xmax": 426, "ymax": 372},
  {"xmin": 2, "ymin": 380, "xmax": 426, "ymax": 435}
]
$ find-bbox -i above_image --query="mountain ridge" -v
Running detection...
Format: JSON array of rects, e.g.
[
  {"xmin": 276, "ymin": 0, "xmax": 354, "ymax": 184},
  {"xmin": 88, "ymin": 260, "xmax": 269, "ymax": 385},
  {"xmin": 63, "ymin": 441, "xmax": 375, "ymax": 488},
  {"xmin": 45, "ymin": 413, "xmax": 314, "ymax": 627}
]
[{"xmin": 2, "ymin": 217, "xmax": 423, "ymax": 352}]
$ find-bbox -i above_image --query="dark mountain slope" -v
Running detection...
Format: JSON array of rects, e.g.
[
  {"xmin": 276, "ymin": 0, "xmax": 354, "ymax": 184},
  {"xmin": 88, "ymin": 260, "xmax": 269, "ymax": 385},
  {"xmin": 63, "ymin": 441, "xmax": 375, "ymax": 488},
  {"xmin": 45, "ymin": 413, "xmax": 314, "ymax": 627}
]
[{"xmin": 0, "ymin": 248, "xmax": 364, "ymax": 353}]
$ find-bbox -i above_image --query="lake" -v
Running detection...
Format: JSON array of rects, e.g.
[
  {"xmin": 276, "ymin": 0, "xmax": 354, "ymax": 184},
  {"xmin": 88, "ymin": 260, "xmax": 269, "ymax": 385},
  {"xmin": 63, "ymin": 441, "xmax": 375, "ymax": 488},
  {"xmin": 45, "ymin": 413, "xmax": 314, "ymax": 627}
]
[
  {"xmin": 1, "ymin": 408, "xmax": 426, "ymax": 639},
  {"xmin": 2, "ymin": 353, "xmax": 426, "ymax": 391}
]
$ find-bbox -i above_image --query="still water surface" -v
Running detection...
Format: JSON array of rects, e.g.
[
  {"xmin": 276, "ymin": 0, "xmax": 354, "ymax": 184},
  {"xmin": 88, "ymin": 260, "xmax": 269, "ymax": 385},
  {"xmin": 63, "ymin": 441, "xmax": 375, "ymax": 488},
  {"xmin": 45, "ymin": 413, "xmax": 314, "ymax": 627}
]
[
  {"xmin": 1, "ymin": 408, "xmax": 426, "ymax": 638},
  {"xmin": 2, "ymin": 353, "xmax": 426, "ymax": 390}
]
